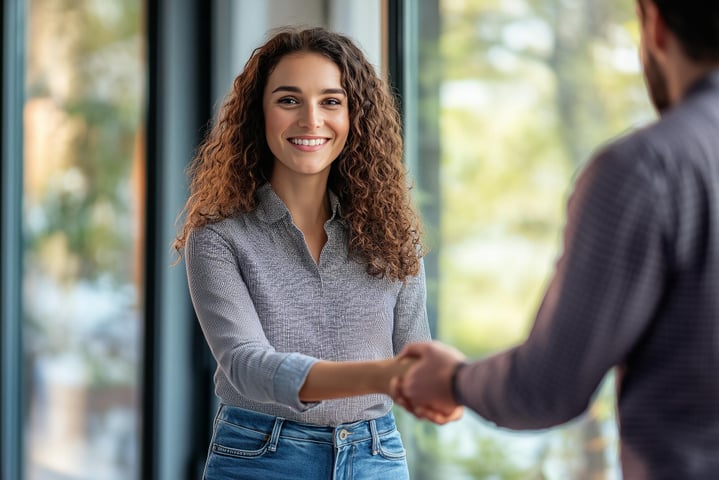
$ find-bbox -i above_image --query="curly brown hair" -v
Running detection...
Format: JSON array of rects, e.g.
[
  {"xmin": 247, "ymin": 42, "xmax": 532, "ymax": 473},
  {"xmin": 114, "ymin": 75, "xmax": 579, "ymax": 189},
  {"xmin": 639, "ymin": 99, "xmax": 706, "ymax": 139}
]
[{"xmin": 174, "ymin": 26, "xmax": 424, "ymax": 281}]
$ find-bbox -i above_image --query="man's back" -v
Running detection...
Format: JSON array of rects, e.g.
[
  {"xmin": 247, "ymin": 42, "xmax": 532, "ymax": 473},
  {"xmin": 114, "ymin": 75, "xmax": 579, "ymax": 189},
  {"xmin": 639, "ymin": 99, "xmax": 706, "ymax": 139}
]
[
  {"xmin": 613, "ymin": 70, "xmax": 719, "ymax": 478},
  {"xmin": 439, "ymin": 70, "xmax": 719, "ymax": 480},
  {"xmin": 391, "ymin": 3, "xmax": 719, "ymax": 479}
]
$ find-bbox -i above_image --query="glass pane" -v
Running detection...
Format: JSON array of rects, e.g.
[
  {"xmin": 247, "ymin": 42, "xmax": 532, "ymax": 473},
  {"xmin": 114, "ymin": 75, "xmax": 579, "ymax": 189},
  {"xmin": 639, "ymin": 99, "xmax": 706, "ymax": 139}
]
[
  {"xmin": 401, "ymin": 0, "xmax": 653, "ymax": 478},
  {"xmin": 23, "ymin": 1, "xmax": 145, "ymax": 478}
]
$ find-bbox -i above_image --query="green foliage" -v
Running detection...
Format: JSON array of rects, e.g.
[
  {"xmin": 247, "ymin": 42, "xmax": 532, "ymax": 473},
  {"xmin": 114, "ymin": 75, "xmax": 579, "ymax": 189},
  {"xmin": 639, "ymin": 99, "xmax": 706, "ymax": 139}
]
[
  {"xmin": 24, "ymin": 0, "xmax": 144, "ymax": 389},
  {"xmin": 26, "ymin": 0, "xmax": 144, "ymax": 286},
  {"xmin": 448, "ymin": 436, "xmax": 541, "ymax": 479},
  {"xmin": 406, "ymin": 0, "xmax": 652, "ymax": 478},
  {"xmin": 433, "ymin": 0, "xmax": 653, "ymax": 360}
]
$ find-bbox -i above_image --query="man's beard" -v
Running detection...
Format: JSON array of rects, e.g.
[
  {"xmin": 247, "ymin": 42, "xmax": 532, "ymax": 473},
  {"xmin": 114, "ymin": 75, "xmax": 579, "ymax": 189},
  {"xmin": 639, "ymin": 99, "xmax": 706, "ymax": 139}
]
[{"xmin": 643, "ymin": 50, "xmax": 671, "ymax": 114}]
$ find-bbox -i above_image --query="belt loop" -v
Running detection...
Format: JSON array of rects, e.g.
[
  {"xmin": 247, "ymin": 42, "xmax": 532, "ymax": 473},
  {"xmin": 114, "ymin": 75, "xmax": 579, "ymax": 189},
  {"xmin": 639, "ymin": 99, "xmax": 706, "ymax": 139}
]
[
  {"xmin": 213, "ymin": 404, "xmax": 225, "ymax": 428},
  {"xmin": 268, "ymin": 417, "xmax": 285, "ymax": 452},
  {"xmin": 369, "ymin": 419, "xmax": 379, "ymax": 455}
]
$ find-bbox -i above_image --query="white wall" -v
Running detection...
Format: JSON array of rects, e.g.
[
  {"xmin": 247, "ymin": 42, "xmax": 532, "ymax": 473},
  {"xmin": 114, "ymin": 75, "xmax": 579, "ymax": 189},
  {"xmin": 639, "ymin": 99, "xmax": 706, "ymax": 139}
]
[
  {"xmin": 212, "ymin": 0, "xmax": 382, "ymax": 107},
  {"xmin": 329, "ymin": 0, "xmax": 382, "ymax": 71}
]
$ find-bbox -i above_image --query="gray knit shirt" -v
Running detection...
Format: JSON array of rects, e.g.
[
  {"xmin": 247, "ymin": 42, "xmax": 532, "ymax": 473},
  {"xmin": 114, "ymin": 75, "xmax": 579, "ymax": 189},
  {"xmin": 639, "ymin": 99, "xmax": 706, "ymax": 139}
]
[
  {"xmin": 185, "ymin": 183, "xmax": 430, "ymax": 426},
  {"xmin": 454, "ymin": 70, "xmax": 719, "ymax": 478}
]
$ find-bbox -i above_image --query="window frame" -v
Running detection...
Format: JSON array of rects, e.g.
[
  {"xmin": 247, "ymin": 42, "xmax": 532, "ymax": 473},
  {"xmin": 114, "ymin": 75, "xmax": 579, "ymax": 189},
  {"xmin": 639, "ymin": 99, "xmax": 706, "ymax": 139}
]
[
  {"xmin": 1, "ymin": 1, "xmax": 26, "ymax": 478},
  {"xmin": 0, "ymin": 1, "xmax": 215, "ymax": 479}
]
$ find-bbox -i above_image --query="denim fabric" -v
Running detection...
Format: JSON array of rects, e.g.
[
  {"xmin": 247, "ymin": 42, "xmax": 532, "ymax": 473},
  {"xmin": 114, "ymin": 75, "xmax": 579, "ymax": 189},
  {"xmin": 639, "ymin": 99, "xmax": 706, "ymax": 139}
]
[{"xmin": 202, "ymin": 404, "xmax": 409, "ymax": 480}]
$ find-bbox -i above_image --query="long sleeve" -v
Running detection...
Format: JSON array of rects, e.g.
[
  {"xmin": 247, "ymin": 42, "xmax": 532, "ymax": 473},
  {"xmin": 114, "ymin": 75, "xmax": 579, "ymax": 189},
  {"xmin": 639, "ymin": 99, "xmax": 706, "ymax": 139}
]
[
  {"xmin": 392, "ymin": 259, "xmax": 432, "ymax": 354},
  {"xmin": 185, "ymin": 183, "xmax": 430, "ymax": 424},
  {"xmin": 456, "ymin": 138, "xmax": 669, "ymax": 429},
  {"xmin": 185, "ymin": 225, "xmax": 319, "ymax": 412}
]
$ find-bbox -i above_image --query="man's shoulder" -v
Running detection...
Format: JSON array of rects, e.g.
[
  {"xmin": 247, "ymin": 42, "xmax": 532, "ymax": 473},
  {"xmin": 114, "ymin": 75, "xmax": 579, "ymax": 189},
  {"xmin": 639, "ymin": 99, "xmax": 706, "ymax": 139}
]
[
  {"xmin": 595, "ymin": 94, "xmax": 718, "ymax": 166},
  {"xmin": 580, "ymin": 94, "xmax": 719, "ymax": 203},
  {"xmin": 635, "ymin": 85, "xmax": 719, "ymax": 156},
  {"xmin": 585, "ymin": 128, "xmax": 654, "ymax": 178}
]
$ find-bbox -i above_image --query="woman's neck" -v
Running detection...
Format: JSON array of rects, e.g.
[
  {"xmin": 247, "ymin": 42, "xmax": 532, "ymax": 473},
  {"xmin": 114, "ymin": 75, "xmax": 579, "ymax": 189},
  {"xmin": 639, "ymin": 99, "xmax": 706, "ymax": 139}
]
[{"xmin": 270, "ymin": 175, "xmax": 331, "ymax": 232}]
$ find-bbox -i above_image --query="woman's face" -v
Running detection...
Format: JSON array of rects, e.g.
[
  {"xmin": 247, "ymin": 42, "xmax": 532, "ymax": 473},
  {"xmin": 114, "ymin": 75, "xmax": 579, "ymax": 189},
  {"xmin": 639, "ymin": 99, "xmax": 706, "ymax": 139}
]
[{"xmin": 263, "ymin": 52, "xmax": 350, "ymax": 183}]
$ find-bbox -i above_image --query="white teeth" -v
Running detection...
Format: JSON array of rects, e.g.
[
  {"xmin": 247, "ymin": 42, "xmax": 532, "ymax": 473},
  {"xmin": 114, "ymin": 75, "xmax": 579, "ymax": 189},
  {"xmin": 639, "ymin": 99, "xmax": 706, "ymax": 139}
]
[{"xmin": 291, "ymin": 138, "xmax": 326, "ymax": 146}]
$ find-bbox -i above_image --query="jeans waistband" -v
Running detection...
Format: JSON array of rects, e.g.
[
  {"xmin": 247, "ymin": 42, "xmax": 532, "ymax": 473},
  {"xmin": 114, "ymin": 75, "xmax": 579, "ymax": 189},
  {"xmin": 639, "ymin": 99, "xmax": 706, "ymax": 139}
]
[{"xmin": 216, "ymin": 404, "xmax": 397, "ymax": 450}]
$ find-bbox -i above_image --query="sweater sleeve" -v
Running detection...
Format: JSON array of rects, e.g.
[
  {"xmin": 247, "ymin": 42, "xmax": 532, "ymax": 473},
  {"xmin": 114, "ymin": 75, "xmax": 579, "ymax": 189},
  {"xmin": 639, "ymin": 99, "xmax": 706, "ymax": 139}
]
[
  {"xmin": 185, "ymin": 225, "xmax": 319, "ymax": 412},
  {"xmin": 456, "ymin": 141, "xmax": 669, "ymax": 429},
  {"xmin": 393, "ymin": 259, "xmax": 432, "ymax": 354}
]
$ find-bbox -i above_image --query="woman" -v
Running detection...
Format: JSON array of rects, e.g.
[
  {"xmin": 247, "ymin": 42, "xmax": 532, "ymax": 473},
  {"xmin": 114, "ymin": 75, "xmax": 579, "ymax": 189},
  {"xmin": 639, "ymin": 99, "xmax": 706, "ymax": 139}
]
[{"xmin": 175, "ymin": 26, "xmax": 434, "ymax": 479}]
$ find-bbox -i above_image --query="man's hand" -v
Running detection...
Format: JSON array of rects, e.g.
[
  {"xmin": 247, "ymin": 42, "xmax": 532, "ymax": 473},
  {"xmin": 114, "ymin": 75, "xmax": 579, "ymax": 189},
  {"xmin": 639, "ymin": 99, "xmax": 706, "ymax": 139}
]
[{"xmin": 390, "ymin": 341, "xmax": 467, "ymax": 424}]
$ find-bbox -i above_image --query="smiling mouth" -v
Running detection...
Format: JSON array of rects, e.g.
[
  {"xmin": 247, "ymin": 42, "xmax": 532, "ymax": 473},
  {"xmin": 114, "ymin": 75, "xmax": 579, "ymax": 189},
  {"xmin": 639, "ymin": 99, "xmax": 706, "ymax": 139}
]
[{"xmin": 289, "ymin": 137, "xmax": 328, "ymax": 147}]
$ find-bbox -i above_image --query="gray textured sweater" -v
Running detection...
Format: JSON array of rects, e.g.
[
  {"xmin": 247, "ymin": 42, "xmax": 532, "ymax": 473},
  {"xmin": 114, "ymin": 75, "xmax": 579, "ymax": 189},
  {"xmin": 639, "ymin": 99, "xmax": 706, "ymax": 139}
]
[
  {"xmin": 455, "ymin": 70, "xmax": 719, "ymax": 478},
  {"xmin": 185, "ymin": 183, "xmax": 430, "ymax": 425}
]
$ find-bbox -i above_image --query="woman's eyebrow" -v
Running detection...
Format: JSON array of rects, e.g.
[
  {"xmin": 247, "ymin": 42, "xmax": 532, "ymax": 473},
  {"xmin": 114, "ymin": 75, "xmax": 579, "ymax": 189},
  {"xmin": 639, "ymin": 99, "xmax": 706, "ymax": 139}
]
[{"xmin": 271, "ymin": 85, "xmax": 346, "ymax": 95}]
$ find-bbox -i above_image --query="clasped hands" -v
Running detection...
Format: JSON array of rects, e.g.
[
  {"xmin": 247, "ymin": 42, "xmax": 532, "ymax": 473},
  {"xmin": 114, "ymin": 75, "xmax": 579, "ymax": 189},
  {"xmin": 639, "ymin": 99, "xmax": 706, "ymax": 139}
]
[{"xmin": 389, "ymin": 341, "xmax": 466, "ymax": 425}]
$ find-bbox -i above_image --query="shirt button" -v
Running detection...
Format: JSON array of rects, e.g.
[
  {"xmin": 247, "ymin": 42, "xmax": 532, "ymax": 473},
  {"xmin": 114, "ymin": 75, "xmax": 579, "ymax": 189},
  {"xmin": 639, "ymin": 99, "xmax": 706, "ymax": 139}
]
[{"xmin": 339, "ymin": 429, "xmax": 350, "ymax": 440}]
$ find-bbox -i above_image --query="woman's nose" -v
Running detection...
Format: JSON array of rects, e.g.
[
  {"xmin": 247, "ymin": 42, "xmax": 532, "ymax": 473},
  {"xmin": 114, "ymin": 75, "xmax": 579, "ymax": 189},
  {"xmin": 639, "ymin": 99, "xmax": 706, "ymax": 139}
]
[{"xmin": 298, "ymin": 104, "xmax": 322, "ymax": 129}]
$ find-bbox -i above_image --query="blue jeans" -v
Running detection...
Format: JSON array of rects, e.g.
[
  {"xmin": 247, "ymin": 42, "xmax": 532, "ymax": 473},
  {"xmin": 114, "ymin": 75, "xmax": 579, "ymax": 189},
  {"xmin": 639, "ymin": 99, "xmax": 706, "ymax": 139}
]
[{"xmin": 202, "ymin": 404, "xmax": 409, "ymax": 480}]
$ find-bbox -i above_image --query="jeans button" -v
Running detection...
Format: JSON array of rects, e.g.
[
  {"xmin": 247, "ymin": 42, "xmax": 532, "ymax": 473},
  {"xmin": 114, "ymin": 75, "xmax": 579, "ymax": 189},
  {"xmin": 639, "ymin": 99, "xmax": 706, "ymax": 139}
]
[{"xmin": 339, "ymin": 429, "xmax": 350, "ymax": 440}]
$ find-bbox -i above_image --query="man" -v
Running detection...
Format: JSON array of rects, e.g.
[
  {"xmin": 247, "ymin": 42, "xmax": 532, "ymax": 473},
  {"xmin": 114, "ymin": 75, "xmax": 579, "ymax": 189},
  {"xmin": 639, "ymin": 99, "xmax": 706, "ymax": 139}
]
[{"xmin": 392, "ymin": 1, "xmax": 719, "ymax": 478}]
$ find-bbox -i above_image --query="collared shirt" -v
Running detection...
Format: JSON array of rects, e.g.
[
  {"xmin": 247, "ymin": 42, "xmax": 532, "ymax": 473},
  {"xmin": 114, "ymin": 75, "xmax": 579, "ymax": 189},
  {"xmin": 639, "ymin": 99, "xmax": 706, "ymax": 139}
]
[
  {"xmin": 456, "ymin": 69, "xmax": 719, "ymax": 479},
  {"xmin": 185, "ymin": 183, "xmax": 430, "ymax": 426}
]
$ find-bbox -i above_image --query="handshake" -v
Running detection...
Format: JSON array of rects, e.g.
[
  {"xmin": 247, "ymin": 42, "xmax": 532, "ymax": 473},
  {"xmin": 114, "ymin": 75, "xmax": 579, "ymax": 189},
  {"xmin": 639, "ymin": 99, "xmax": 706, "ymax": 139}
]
[{"xmin": 386, "ymin": 341, "xmax": 468, "ymax": 425}]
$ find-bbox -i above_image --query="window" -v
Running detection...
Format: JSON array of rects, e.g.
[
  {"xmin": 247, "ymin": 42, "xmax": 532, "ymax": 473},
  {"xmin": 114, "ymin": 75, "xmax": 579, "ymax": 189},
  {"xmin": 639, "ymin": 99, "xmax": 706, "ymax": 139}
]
[
  {"xmin": 3, "ymin": 1, "xmax": 657, "ymax": 478},
  {"xmin": 3, "ymin": 0, "xmax": 232, "ymax": 478},
  {"xmin": 397, "ymin": 1, "xmax": 654, "ymax": 478},
  {"xmin": 23, "ymin": 0, "xmax": 146, "ymax": 478}
]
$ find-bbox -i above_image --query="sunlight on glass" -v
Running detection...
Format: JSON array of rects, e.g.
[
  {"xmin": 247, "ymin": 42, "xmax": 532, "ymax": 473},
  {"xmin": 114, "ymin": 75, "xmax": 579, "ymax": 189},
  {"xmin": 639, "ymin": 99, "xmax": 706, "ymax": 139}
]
[
  {"xmin": 23, "ymin": 1, "xmax": 145, "ymax": 479},
  {"xmin": 401, "ymin": 1, "xmax": 654, "ymax": 478}
]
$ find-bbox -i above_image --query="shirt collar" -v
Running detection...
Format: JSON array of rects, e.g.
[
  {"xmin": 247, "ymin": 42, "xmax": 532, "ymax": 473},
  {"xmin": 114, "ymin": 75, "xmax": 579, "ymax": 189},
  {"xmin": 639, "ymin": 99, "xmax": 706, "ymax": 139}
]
[
  {"xmin": 255, "ymin": 182, "xmax": 343, "ymax": 224},
  {"xmin": 684, "ymin": 67, "xmax": 719, "ymax": 100}
]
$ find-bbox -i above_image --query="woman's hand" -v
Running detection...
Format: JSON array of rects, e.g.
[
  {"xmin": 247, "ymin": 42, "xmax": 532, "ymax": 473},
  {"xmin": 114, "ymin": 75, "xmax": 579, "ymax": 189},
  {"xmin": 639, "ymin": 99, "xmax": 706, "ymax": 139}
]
[
  {"xmin": 389, "ymin": 342, "xmax": 467, "ymax": 425},
  {"xmin": 376, "ymin": 355, "xmax": 417, "ymax": 395},
  {"xmin": 299, "ymin": 356, "xmax": 417, "ymax": 401}
]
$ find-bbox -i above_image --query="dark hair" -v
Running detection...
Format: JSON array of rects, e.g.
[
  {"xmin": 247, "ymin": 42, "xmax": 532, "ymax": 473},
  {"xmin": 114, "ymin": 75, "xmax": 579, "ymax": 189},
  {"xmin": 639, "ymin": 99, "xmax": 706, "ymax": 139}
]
[
  {"xmin": 175, "ymin": 26, "xmax": 425, "ymax": 281},
  {"xmin": 645, "ymin": 0, "xmax": 719, "ymax": 61}
]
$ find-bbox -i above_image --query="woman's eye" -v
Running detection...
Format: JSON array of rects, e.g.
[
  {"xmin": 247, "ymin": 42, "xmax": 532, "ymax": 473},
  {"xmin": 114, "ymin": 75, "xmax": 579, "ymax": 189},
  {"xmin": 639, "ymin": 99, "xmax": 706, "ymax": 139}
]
[
  {"xmin": 324, "ymin": 98, "xmax": 342, "ymax": 106},
  {"xmin": 278, "ymin": 97, "xmax": 298, "ymax": 105}
]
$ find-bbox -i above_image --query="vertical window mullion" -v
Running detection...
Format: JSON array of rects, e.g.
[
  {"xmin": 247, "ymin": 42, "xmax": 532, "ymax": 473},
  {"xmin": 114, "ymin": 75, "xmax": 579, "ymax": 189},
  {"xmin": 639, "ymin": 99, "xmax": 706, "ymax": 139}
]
[
  {"xmin": 387, "ymin": 0, "xmax": 441, "ymax": 337},
  {"xmin": 143, "ymin": 1, "xmax": 215, "ymax": 478},
  {"xmin": 1, "ymin": 1, "xmax": 26, "ymax": 479}
]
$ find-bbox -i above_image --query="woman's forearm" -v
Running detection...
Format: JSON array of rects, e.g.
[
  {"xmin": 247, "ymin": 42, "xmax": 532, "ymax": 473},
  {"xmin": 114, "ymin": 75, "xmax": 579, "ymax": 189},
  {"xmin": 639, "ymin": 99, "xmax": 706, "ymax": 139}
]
[{"xmin": 299, "ymin": 357, "xmax": 412, "ymax": 402}]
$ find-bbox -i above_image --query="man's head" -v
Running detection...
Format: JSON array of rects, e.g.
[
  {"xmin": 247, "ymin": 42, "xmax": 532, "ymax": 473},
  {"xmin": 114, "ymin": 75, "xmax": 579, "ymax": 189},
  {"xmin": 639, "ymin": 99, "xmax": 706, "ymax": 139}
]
[
  {"xmin": 637, "ymin": 0, "xmax": 719, "ymax": 112},
  {"xmin": 640, "ymin": 1, "xmax": 719, "ymax": 62}
]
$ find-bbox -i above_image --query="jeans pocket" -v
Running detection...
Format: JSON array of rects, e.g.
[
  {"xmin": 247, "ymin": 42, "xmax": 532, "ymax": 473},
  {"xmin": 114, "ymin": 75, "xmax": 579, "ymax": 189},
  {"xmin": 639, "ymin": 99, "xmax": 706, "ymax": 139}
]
[
  {"xmin": 211, "ymin": 418, "xmax": 273, "ymax": 458},
  {"xmin": 377, "ymin": 428, "xmax": 407, "ymax": 461}
]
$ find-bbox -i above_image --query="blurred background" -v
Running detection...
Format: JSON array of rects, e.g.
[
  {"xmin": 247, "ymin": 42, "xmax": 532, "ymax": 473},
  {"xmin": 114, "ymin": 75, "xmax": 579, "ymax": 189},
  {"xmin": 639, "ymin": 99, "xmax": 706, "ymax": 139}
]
[{"xmin": 1, "ymin": 0, "xmax": 653, "ymax": 479}]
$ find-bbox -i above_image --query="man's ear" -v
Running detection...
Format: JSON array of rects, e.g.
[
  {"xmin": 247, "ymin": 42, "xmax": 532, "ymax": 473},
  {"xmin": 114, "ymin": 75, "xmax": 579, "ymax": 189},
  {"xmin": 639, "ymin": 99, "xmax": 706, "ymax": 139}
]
[{"xmin": 643, "ymin": 0, "xmax": 670, "ymax": 56}]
